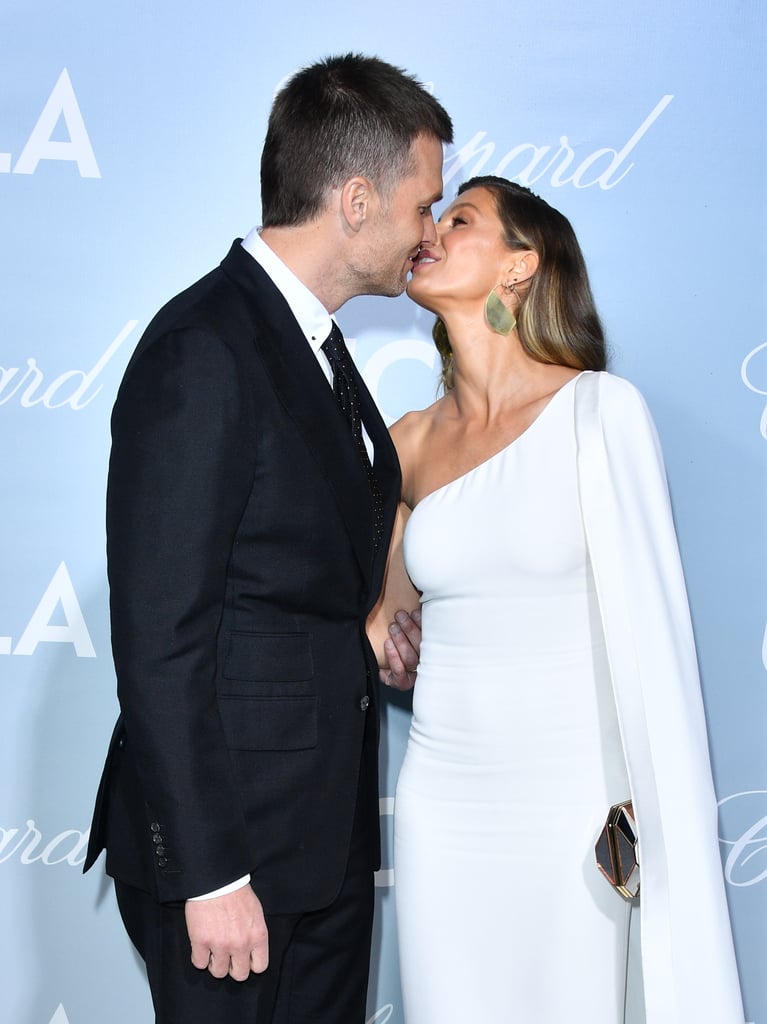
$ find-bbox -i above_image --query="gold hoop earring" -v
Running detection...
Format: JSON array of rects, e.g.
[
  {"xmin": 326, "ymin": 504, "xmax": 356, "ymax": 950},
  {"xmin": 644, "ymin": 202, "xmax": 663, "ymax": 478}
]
[{"xmin": 485, "ymin": 282, "xmax": 517, "ymax": 335}]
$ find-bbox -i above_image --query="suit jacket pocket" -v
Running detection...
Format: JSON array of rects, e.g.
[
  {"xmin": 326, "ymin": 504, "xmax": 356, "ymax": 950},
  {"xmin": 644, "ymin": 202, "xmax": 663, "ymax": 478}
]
[
  {"xmin": 218, "ymin": 695, "xmax": 318, "ymax": 751},
  {"xmin": 223, "ymin": 631, "xmax": 314, "ymax": 684}
]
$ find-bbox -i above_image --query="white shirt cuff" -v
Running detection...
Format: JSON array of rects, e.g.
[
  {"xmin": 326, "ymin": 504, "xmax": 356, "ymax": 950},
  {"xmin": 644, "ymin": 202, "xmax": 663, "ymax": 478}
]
[{"xmin": 187, "ymin": 874, "xmax": 251, "ymax": 901}]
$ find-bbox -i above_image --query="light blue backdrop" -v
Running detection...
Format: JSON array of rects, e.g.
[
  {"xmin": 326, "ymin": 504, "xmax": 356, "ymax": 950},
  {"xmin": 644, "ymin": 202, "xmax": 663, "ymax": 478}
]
[{"xmin": 2, "ymin": 2, "xmax": 765, "ymax": 1022}]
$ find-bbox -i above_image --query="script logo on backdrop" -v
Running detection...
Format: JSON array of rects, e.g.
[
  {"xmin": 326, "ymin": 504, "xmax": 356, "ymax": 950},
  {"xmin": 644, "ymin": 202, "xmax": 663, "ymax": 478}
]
[
  {"xmin": 444, "ymin": 96, "xmax": 673, "ymax": 191},
  {"xmin": 1, "ymin": 68, "xmax": 99, "ymax": 177},
  {"xmin": 0, "ymin": 562, "xmax": 95, "ymax": 657},
  {"xmin": 719, "ymin": 791, "xmax": 767, "ymax": 887},
  {"xmin": 0, "ymin": 820, "xmax": 89, "ymax": 866},
  {"xmin": 0, "ymin": 320, "xmax": 137, "ymax": 410},
  {"xmin": 741, "ymin": 340, "xmax": 767, "ymax": 440}
]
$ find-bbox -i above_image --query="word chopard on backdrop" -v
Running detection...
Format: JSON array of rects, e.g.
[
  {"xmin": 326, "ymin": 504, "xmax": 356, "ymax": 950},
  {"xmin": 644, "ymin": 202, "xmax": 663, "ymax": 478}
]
[
  {"xmin": 445, "ymin": 95, "xmax": 673, "ymax": 190},
  {"xmin": 0, "ymin": 821, "xmax": 89, "ymax": 867},
  {"xmin": 0, "ymin": 321, "xmax": 138, "ymax": 410}
]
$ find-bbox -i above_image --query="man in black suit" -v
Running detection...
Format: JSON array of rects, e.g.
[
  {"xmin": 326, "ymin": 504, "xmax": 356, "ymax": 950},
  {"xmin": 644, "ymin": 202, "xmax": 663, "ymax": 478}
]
[{"xmin": 84, "ymin": 54, "xmax": 452, "ymax": 1023}]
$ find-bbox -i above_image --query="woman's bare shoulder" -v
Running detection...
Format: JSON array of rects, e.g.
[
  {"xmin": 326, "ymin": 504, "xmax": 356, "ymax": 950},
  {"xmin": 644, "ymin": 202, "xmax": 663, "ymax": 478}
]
[{"xmin": 390, "ymin": 397, "xmax": 449, "ymax": 505}]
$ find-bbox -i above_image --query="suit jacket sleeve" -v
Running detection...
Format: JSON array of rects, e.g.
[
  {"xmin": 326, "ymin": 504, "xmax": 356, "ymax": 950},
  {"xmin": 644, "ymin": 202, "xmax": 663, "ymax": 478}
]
[
  {"xmin": 107, "ymin": 323, "xmax": 256, "ymax": 901},
  {"xmin": 574, "ymin": 371, "xmax": 744, "ymax": 1023}
]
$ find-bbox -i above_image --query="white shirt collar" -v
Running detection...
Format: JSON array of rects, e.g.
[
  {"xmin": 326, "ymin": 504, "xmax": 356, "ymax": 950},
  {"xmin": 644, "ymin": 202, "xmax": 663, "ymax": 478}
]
[
  {"xmin": 241, "ymin": 228, "xmax": 332, "ymax": 358},
  {"xmin": 240, "ymin": 228, "xmax": 373, "ymax": 456}
]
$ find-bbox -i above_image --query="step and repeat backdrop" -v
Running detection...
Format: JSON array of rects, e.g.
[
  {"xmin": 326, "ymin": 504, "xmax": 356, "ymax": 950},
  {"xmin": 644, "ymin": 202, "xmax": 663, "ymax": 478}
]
[{"xmin": 2, "ymin": 1, "xmax": 765, "ymax": 1021}]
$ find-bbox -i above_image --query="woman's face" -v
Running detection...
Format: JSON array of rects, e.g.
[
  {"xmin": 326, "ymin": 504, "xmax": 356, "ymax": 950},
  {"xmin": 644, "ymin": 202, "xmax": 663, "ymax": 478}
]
[{"xmin": 406, "ymin": 186, "xmax": 520, "ymax": 315}]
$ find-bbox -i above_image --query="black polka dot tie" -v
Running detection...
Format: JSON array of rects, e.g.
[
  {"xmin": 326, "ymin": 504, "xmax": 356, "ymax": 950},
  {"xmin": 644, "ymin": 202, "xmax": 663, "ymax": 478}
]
[{"xmin": 322, "ymin": 324, "xmax": 384, "ymax": 550}]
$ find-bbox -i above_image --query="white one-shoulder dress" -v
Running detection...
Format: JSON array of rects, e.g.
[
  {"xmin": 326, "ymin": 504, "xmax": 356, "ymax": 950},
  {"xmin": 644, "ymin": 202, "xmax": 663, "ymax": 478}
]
[{"xmin": 394, "ymin": 375, "xmax": 633, "ymax": 1022}]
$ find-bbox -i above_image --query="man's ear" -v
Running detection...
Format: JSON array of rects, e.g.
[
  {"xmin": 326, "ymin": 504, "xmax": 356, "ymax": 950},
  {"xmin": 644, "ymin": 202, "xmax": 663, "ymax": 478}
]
[{"xmin": 340, "ymin": 177, "xmax": 372, "ymax": 232}]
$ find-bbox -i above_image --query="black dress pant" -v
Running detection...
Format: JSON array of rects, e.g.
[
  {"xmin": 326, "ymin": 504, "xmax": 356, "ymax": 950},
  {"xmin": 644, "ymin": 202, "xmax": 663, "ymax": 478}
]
[
  {"xmin": 116, "ymin": 865, "xmax": 373, "ymax": 1024},
  {"xmin": 114, "ymin": 769, "xmax": 376, "ymax": 1023}
]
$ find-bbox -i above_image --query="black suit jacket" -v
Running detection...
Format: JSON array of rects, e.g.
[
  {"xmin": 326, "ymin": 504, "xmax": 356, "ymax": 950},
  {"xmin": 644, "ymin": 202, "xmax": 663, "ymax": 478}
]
[{"xmin": 85, "ymin": 241, "xmax": 400, "ymax": 915}]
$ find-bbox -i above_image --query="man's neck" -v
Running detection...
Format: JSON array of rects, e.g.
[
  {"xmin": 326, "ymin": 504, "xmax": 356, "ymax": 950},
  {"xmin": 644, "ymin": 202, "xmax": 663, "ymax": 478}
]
[{"xmin": 260, "ymin": 223, "xmax": 349, "ymax": 314}]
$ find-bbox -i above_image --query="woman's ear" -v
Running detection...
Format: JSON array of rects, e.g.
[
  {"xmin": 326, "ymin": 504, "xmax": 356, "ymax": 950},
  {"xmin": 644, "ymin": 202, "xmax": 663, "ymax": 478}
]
[{"xmin": 509, "ymin": 250, "xmax": 539, "ymax": 283}]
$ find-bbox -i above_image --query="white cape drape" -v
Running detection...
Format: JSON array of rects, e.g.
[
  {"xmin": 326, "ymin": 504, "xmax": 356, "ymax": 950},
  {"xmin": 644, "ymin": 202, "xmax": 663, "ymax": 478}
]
[{"xmin": 574, "ymin": 371, "xmax": 744, "ymax": 1023}]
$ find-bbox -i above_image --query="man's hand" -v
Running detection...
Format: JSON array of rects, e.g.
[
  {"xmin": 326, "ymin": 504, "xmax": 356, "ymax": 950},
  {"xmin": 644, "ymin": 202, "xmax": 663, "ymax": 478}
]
[
  {"xmin": 185, "ymin": 884, "xmax": 269, "ymax": 982},
  {"xmin": 380, "ymin": 607, "xmax": 421, "ymax": 691}
]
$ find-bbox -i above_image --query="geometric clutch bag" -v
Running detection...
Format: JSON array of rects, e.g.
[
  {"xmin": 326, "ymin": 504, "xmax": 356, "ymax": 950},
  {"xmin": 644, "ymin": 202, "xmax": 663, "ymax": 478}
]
[{"xmin": 594, "ymin": 800, "xmax": 640, "ymax": 900}]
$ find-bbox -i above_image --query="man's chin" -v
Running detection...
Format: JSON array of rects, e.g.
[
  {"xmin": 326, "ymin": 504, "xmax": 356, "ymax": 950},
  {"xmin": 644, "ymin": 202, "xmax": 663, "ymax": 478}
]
[
  {"xmin": 356, "ymin": 265, "xmax": 409, "ymax": 299},
  {"xmin": 372, "ymin": 279, "xmax": 407, "ymax": 299}
]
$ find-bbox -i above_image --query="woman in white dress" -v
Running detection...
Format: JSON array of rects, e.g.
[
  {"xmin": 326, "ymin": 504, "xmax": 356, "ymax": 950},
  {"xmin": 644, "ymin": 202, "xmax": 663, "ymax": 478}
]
[{"xmin": 368, "ymin": 176, "xmax": 744, "ymax": 1023}]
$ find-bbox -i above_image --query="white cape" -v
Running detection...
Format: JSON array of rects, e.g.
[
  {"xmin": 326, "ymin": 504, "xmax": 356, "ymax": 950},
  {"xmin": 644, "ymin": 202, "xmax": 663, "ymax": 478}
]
[{"xmin": 574, "ymin": 371, "xmax": 744, "ymax": 1024}]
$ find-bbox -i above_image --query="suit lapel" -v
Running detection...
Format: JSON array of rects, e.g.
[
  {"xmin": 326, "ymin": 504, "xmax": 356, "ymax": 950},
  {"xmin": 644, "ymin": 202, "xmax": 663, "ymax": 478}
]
[{"xmin": 220, "ymin": 242, "xmax": 398, "ymax": 587}]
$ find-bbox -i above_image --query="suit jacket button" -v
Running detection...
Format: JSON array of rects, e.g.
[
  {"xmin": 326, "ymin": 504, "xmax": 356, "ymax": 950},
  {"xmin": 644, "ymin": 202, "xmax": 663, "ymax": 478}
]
[
  {"xmin": 359, "ymin": 695, "xmax": 370, "ymax": 711},
  {"xmin": 158, "ymin": 857, "xmax": 168, "ymax": 868},
  {"xmin": 155, "ymin": 846, "xmax": 166, "ymax": 856},
  {"xmin": 150, "ymin": 822, "xmax": 161, "ymax": 833}
]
